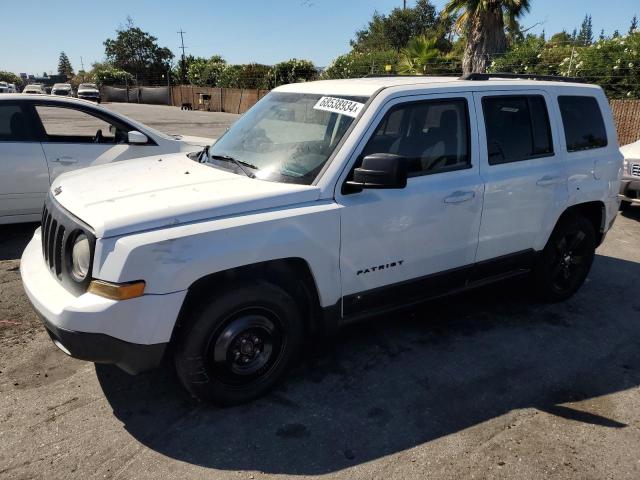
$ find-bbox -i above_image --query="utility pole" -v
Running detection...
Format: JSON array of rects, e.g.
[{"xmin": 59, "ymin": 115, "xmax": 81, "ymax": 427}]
[
  {"xmin": 178, "ymin": 29, "xmax": 187, "ymax": 84},
  {"xmin": 403, "ymin": 0, "xmax": 406, "ymax": 9},
  {"xmin": 80, "ymin": 56, "xmax": 85, "ymax": 81}
]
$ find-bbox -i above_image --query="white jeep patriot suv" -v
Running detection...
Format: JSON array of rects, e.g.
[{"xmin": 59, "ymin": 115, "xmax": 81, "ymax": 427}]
[{"xmin": 21, "ymin": 74, "xmax": 623, "ymax": 405}]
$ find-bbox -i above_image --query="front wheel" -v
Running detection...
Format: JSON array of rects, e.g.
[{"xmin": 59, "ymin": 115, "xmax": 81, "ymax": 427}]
[
  {"xmin": 533, "ymin": 214, "xmax": 596, "ymax": 302},
  {"xmin": 174, "ymin": 282, "xmax": 303, "ymax": 405}
]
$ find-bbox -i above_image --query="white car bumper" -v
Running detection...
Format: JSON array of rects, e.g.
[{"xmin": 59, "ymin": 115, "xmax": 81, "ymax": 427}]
[{"xmin": 20, "ymin": 229, "xmax": 187, "ymax": 373}]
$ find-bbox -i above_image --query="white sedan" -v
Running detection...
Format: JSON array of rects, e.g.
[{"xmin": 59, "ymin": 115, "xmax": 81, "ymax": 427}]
[{"xmin": 0, "ymin": 94, "xmax": 213, "ymax": 223}]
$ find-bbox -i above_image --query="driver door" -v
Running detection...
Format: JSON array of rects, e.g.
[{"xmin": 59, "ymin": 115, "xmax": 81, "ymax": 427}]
[
  {"xmin": 337, "ymin": 93, "xmax": 484, "ymax": 318},
  {"xmin": 32, "ymin": 103, "xmax": 153, "ymax": 181}
]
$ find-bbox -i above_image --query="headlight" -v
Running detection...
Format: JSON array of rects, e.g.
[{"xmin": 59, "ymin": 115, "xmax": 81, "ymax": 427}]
[{"xmin": 70, "ymin": 233, "xmax": 91, "ymax": 282}]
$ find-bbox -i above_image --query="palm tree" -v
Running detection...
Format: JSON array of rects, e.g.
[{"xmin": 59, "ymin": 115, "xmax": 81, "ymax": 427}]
[
  {"xmin": 443, "ymin": 0, "xmax": 531, "ymax": 74},
  {"xmin": 398, "ymin": 36, "xmax": 441, "ymax": 74}
]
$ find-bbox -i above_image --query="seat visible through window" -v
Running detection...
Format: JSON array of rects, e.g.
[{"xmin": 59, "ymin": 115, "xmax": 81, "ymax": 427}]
[{"xmin": 362, "ymin": 98, "xmax": 470, "ymax": 176}]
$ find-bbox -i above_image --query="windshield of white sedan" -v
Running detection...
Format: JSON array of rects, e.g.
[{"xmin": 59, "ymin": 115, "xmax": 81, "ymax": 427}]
[{"xmin": 206, "ymin": 92, "xmax": 368, "ymax": 185}]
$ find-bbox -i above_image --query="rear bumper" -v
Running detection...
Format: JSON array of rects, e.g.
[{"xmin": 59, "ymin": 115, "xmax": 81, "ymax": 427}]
[{"xmin": 619, "ymin": 178, "xmax": 640, "ymax": 203}]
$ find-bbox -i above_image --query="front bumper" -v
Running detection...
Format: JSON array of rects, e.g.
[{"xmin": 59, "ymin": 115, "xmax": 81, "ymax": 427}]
[
  {"xmin": 619, "ymin": 177, "xmax": 640, "ymax": 204},
  {"xmin": 20, "ymin": 229, "xmax": 187, "ymax": 374}
]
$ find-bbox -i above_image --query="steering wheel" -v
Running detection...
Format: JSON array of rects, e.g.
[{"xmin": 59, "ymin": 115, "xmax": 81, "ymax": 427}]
[{"xmin": 93, "ymin": 129, "xmax": 103, "ymax": 143}]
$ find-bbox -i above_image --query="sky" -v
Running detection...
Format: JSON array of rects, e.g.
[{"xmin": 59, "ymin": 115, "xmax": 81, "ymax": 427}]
[{"xmin": 1, "ymin": 0, "xmax": 638, "ymax": 75}]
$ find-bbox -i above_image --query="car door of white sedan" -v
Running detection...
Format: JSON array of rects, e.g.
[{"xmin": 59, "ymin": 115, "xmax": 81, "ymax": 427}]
[
  {"xmin": 0, "ymin": 101, "xmax": 50, "ymax": 222},
  {"xmin": 33, "ymin": 103, "xmax": 161, "ymax": 181}
]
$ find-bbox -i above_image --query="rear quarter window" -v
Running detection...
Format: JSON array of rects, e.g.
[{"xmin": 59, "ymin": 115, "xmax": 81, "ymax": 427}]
[{"xmin": 558, "ymin": 95, "xmax": 608, "ymax": 152}]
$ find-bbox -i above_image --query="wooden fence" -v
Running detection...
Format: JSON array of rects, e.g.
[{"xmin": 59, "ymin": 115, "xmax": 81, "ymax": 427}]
[
  {"xmin": 170, "ymin": 86, "xmax": 640, "ymax": 146},
  {"xmin": 170, "ymin": 85, "xmax": 269, "ymax": 114},
  {"xmin": 611, "ymin": 100, "xmax": 640, "ymax": 146}
]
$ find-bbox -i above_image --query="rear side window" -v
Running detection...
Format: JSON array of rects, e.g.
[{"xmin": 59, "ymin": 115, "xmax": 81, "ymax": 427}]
[
  {"xmin": 482, "ymin": 95, "xmax": 553, "ymax": 165},
  {"xmin": 558, "ymin": 96, "xmax": 607, "ymax": 152},
  {"xmin": 0, "ymin": 104, "xmax": 34, "ymax": 141}
]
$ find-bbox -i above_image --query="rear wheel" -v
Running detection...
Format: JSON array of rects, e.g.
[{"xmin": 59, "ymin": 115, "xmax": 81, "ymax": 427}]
[
  {"xmin": 533, "ymin": 214, "xmax": 596, "ymax": 302},
  {"xmin": 174, "ymin": 282, "xmax": 303, "ymax": 405}
]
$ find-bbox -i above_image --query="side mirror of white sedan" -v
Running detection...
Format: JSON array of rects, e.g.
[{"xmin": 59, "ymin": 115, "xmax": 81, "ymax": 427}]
[{"xmin": 128, "ymin": 131, "xmax": 148, "ymax": 145}]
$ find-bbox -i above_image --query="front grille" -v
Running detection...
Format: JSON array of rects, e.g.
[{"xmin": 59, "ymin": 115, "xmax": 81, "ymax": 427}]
[
  {"xmin": 41, "ymin": 195, "xmax": 95, "ymax": 294},
  {"xmin": 42, "ymin": 204, "xmax": 67, "ymax": 278},
  {"xmin": 631, "ymin": 163, "xmax": 640, "ymax": 177}
]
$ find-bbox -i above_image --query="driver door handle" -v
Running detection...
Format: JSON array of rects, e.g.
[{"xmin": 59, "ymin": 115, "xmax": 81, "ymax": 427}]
[
  {"xmin": 444, "ymin": 190, "xmax": 475, "ymax": 204},
  {"xmin": 51, "ymin": 156, "xmax": 77, "ymax": 165}
]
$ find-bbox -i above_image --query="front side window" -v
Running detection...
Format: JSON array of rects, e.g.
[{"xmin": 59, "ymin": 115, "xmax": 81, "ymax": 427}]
[
  {"xmin": 558, "ymin": 95, "xmax": 607, "ymax": 152},
  {"xmin": 35, "ymin": 105, "xmax": 128, "ymax": 144},
  {"xmin": 361, "ymin": 98, "xmax": 471, "ymax": 176},
  {"xmin": 483, "ymin": 95, "xmax": 553, "ymax": 165},
  {"xmin": 0, "ymin": 104, "xmax": 34, "ymax": 141},
  {"xmin": 207, "ymin": 92, "xmax": 368, "ymax": 185}
]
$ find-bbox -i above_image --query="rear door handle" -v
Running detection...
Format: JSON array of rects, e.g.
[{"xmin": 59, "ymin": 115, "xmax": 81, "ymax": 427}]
[
  {"xmin": 536, "ymin": 175, "xmax": 562, "ymax": 187},
  {"xmin": 444, "ymin": 191, "xmax": 475, "ymax": 204},
  {"xmin": 51, "ymin": 156, "xmax": 77, "ymax": 165}
]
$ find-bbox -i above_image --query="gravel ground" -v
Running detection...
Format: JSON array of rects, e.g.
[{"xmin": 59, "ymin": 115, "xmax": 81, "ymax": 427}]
[{"xmin": 1, "ymin": 104, "xmax": 640, "ymax": 479}]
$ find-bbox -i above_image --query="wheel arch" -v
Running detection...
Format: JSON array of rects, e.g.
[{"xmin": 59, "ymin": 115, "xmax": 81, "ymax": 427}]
[
  {"xmin": 168, "ymin": 257, "xmax": 332, "ymax": 348},
  {"xmin": 557, "ymin": 200, "xmax": 606, "ymax": 246}
]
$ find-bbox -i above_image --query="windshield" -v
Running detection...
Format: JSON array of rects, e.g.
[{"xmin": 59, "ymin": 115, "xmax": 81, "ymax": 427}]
[
  {"xmin": 207, "ymin": 92, "xmax": 368, "ymax": 185},
  {"xmin": 80, "ymin": 83, "xmax": 97, "ymax": 89}
]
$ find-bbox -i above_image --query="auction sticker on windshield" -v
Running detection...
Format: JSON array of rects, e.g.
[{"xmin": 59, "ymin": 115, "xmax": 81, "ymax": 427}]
[{"xmin": 313, "ymin": 96, "xmax": 364, "ymax": 118}]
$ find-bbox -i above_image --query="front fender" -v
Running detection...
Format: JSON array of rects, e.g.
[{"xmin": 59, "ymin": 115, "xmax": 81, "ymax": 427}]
[{"xmin": 93, "ymin": 201, "xmax": 342, "ymax": 307}]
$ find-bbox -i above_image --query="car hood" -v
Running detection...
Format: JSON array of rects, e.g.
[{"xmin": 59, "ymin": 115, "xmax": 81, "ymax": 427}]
[
  {"xmin": 621, "ymin": 140, "xmax": 640, "ymax": 160},
  {"xmin": 51, "ymin": 152, "xmax": 321, "ymax": 238},
  {"xmin": 175, "ymin": 135, "xmax": 215, "ymax": 147}
]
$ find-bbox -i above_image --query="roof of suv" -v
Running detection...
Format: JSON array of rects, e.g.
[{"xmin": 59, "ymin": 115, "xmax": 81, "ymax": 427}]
[{"xmin": 276, "ymin": 76, "xmax": 599, "ymax": 96}]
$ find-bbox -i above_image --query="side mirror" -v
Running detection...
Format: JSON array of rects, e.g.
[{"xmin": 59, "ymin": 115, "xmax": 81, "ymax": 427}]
[
  {"xmin": 346, "ymin": 153, "xmax": 408, "ymax": 191},
  {"xmin": 127, "ymin": 130, "xmax": 148, "ymax": 145}
]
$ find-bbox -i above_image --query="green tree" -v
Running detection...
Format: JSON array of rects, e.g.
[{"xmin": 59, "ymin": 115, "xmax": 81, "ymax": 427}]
[
  {"xmin": 0, "ymin": 71, "xmax": 21, "ymax": 85},
  {"xmin": 630, "ymin": 15, "xmax": 638, "ymax": 34},
  {"xmin": 187, "ymin": 56, "xmax": 227, "ymax": 86},
  {"xmin": 351, "ymin": 0, "xmax": 440, "ymax": 52},
  {"xmin": 322, "ymin": 50, "xmax": 401, "ymax": 79},
  {"xmin": 443, "ymin": 0, "xmax": 531, "ymax": 74},
  {"xmin": 269, "ymin": 59, "xmax": 317, "ymax": 88},
  {"xmin": 103, "ymin": 17, "xmax": 174, "ymax": 81},
  {"xmin": 398, "ymin": 36, "xmax": 441, "ymax": 74},
  {"xmin": 577, "ymin": 14, "xmax": 593, "ymax": 45},
  {"xmin": 90, "ymin": 62, "xmax": 134, "ymax": 85},
  {"xmin": 57, "ymin": 52, "xmax": 74, "ymax": 78}
]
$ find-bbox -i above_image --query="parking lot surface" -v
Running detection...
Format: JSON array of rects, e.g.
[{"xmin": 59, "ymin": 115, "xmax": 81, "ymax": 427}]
[
  {"xmin": 105, "ymin": 102, "xmax": 239, "ymax": 139},
  {"xmin": 2, "ymin": 104, "xmax": 640, "ymax": 479}
]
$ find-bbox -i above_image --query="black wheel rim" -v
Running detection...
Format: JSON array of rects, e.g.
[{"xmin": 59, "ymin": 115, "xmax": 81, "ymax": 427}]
[
  {"xmin": 205, "ymin": 307, "xmax": 285, "ymax": 386},
  {"xmin": 549, "ymin": 228, "xmax": 590, "ymax": 293}
]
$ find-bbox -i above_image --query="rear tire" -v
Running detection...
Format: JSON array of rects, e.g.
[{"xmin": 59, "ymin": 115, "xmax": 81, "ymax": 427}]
[
  {"xmin": 533, "ymin": 214, "xmax": 596, "ymax": 302},
  {"xmin": 174, "ymin": 282, "xmax": 303, "ymax": 406}
]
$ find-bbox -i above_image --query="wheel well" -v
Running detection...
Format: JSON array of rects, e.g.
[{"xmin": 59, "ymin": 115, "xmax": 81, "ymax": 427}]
[
  {"xmin": 170, "ymin": 258, "xmax": 323, "ymax": 346},
  {"xmin": 561, "ymin": 201, "xmax": 605, "ymax": 246}
]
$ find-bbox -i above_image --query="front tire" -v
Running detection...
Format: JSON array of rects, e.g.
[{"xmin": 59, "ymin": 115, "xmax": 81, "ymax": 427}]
[
  {"xmin": 533, "ymin": 214, "xmax": 596, "ymax": 302},
  {"xmin": 174, "ymin": 282, "xmax": 303, "ymax": 406}
]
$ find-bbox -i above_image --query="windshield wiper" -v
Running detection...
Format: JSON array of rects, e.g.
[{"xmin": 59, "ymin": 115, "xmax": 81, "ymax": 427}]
[
  {"xmin": 198, "ymin": 145, "xmax": 210, "ymax": 163},
  {"xmin": 208, "ymin": 153, "xmax": 257, "ymax": 179}
]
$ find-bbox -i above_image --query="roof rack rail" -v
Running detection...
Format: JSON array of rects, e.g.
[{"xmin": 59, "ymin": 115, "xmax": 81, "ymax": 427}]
[
  {"xmin": 459, "ymin": 72, "xmax": 586, "ymax": 83},
  {"xmin": 362, "ymin": 74, "xmax": 458, "ymax": 78}
]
